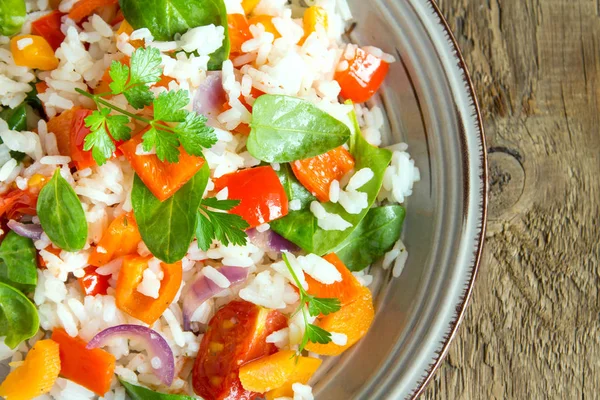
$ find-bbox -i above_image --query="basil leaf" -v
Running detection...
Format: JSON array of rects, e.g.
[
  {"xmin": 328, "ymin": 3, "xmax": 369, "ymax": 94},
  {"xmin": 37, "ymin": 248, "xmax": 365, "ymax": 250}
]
[
  {"xmin": 0, "ymin": 281, "xmax": 39, "ymax": 349},
  {"xmin": 270, "ymin": 109, "xmax": 391, "ymax": 255},
  {"xmin": 333, "ymin": 205, "xmax": 405, "ymax": 271},
  {"xmin": 247, "ymin": 95, "xmax": 351, "ymax": 163},
  {"xmin": 275, "ymin": 163, "xmax": 316, "ymax": 209},
  {"xmin": 0, "ymin": 231, "xmax": 38, "ymax": 292},
  {"xmin": 0, "ymin": 104, "xmax": 27, "ymax": 161},
  {"xmin": 120, "ymin": 0, "xmax": 230, "ymax": 70},
  {"xmin": 120, "ymin": 379, "xmax": 195, "ymax": 400},
  {"xmin": 37, "ymin": 169, "xmax": 88, "ymax": 251},
  {"xmin": 132, "ymin": 163, "xmax": 209, "ymax": 263},
  {"xmin": 0, "ymin": 0, "xmax": 26, "ymax": 36}
]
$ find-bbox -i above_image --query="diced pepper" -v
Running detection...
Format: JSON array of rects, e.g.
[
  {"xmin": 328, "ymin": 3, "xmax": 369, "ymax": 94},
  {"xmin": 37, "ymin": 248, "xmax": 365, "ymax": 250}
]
[
  {"xmin": 69, "ymin": 108, "xmax": 97, "ymax": 170},
  {"xmin": 119, "ymin": 131, "xmax": 205, "ymax": 201},
  {"xmin": 111, "ymin": 9, "xmax": 124, "ymax": 25},
  {"xmin": 248, "ymin": 15, "xmax": 280, "ymax": 38},
  {"xmin": 50, "ymin": 0, "xmax": 62, "ymax": 9},
  {"xmin": 0, "ymin": 339, "xmax": 61, "ymax": 400},
  {"xmin": 305, "ymin": 286, "xmax": 374, "ymax": 356},
  {"xmin": 78, "ymin": 266, "xmax": 111, "ymax": 296},
  {"xmin": 46, "ymin": 106, "xmax": 82, "ymax": 157},
  {"xmin": 10, "ymin": 35, "xmax": 59, "ymax": 71},
  {"xmin": 115, "ymin": 20, "xmax": 144, "ymax": 48},
  {"xmin": 303, "ymin": 6, "xmax": 328, "ymax": 36},
  {"xmin": 239, "ymin": 350, "xmax": 321, "ymax": 394},
  {"xmin": 214, "ymin": 166, "xmax": 288, "ymax": 228},
  {"xmin": 241, "ymin": 0, "xmax": 260, "ymax": 14},
  {"xmin": 305, "ymin": 253, "xmax": 363, "ymax": 307},
  {"xmin": 27, "ymin": 173, "xmax": 48, "ymax": 192},
  {"xmin": 51, "ymin": 328, "xmax": 116, "ymax": 396},
  {"xmin": 68, "ymin": 0, "xmax": 119, "ymax": 22},
  {"xmin": 88, "ymin": 212, "xmax": 141, "ymax": 267},
  {"xmin": 335, "ymin": 47, "xmax": 390, "ymax": 103},
  {"xmin": 227, "ymin": 14, "xmax": 252, "ymax": 58},
  {"xmin": 0, "ymin": 188, "xmax": 38, "ymax": 221},
  {"xmin": 115, "ymin": 255, "xmax": 182, "ymax": 324},
  {"xmin": 264, "ymin": 356, "xmax": 322, "ymax": 399},
  {"xmin": 38, "ymin": 245, "xmax": 61, "ymax": 269},
  {"xmin": 35, "ymin": 81, "xmax": 48, "ymax": 95},
  {"xmin": 31, "ymin": 11, "xmax": 65, "ymax": 51},
  {"xmin": 291, "ymin": 146, "xmax": 355, "ymax": 202}
]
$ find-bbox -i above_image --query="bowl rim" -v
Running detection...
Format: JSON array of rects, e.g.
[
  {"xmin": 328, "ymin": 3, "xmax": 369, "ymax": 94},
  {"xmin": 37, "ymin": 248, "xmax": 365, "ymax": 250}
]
[{"xmin": 407, "ymin": 1, "xmax": 488, "ymax": 398}]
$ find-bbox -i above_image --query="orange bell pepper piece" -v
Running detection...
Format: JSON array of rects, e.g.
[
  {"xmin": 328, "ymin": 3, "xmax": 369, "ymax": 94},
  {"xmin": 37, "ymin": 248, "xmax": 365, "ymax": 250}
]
[
  {"xmin": 68, "ymin": 0, "xmax": 119, "ymax": 22},
  {"xmin": 264, "ymin": 356, "xmax": 322, "ymax": 399},
  {"xmin": 88, "ymin": 212, "xmax": 141, "ymax": 267},
  {"xmin": 305, "ymin": 286, "xmax": 374, "ymax": 356},
  {"xmin": 115, "ymin": 255, "xmax": 182, "ymax": 324},
  {"xmin": 51, "ymin": 328, "xmax": 116, "ymax": 396},
  {"xmin": 10, "ymin": 35, "xmax": 59, "ymax": 71},
  {"xmin": 119, "ymin": 131, "xmax": 205, "ymax": 201},
  {"xmin": 305, "ymin": 253, "xmax": 363, "ymax": 307},
  {"xmin": 115, "ymin": 20, "xmax": 145, "ymax": 48},
  {"xmin": 248, "ymin": 15, "xmax": 280, "ymax": 38},
  {"xmin": 46, "ymin": 107, "xmax": 82, "ymax": 157},
  {"xmin": 291, "ymin": 146, "xmax": 355, "ymax": 202},
  {"xmin": 227, "ymin": 14, "xmax": 252, "ymax": 58},
  {"xmin": 0, "ymin": 339, "xmax": 61, "ymax": 400}
]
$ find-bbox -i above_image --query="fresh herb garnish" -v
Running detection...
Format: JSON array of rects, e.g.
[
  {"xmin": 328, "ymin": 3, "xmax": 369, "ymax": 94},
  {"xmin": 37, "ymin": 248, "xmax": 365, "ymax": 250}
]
[
  {"xmin": 119, "ymin": 379, "xmax": 196, "ymax": 400},
  {"xmin": 281, "ymin": 253, "xmax": 341, "ymax": 355},
  {"xmin": 75, "ymin": 47, "xmax": 216, "ymax": 165},
  {"xmin": 0, "ymin": 0, "xmax": 26, "ymax": 36},
  {"xmin": 195, "ymin": 198, "xmax": 249, "ymax": 251},
  {"xmin": 0, "ymin": 231, "xmax": 38, "ymax": 293},
  {"xmin": 36, "ymin": 169, "xmax": 88, "ymax": 252},
  {"xmin": 0, "ymin": 281, "xmax": 39, "ymax": 349},
  {"xmin": 247, "ymin": 95, "xmax": 352, "ymax": 163}
]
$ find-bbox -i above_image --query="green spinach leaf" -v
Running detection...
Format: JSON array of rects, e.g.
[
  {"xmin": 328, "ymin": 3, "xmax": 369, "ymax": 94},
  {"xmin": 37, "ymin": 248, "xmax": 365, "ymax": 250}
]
[
  {"xmin": 247, "ymin": 95, "xmax": 351, "ymax": 163},
  {"xmin": 0, "ymin": 104, "xmax": 27, "ymax": 161},
  {"xmin": 275, "ymin": 163, "xmax": 316, "ymax": 209},
  {"xmin": 132, "ymin": 163, "xmax": 209, "ymax": 263},
  {"xmin": 37, "ymin": 169, "xmax": 88, "ymax": 252},
  {"xmin": 119, "ymin": 0, "xmax": 230, "ymax": 70},
  {"xmin": 0, "ymin": 231, "xmax": 38, "ymax": 292},
  {"xmin": 0, "ymin": 0, "xmax": 26, "ymax": 36},
  {"xmin": 0, "ymin": 281, "xmax": 39, "ymax": 349},
  {"xmin": 270, "ymin": 109, "xmax": 391, "ymax": 255},
  {"xmin": 333, "ymin": 205, "xmax": 405, "ymax": 271},
  {"xmin": 120, "ymin": 379, "xmax": 195, "ymax": 400}
]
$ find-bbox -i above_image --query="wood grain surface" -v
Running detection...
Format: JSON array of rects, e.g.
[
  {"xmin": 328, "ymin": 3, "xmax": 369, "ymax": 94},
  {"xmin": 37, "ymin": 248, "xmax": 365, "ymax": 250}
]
[{"xmin": 422, "ymin": 1, "xmax": 600, "ymax": 398}]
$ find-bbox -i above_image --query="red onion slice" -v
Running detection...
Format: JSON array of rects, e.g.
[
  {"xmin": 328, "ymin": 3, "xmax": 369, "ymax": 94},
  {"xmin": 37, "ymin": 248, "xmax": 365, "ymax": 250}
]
[
  {"xmin": 182, "ymin": 266, "xmax": 249, "ymax": 331},
  {"xmin": 193, "ymin": 72, "xmax": 226, "ymax": 125},
  {"xmin": 87, "ymin": 325, "xmax": 174, "ymax": 386},
  {"xmin": 7, "ymin": 220, "xmax": 43, "ymax": 240},
  {"xmin": 246, "ymin": 229, "xmax": 300, "ymax": 253}
]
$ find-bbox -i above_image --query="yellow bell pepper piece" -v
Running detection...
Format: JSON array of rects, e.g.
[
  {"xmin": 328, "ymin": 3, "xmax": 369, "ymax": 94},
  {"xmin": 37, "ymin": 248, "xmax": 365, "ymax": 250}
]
[
  {"xmin": 10, "ymin": 35, "xmax": 58, "ymax": 71},
  {"xmin": 0, "ymin": 339, "xmax": 61, "ymax": 400},
  {"xmin": 303, "ymin": 6, "xmax": 328, "ymax": 36}
]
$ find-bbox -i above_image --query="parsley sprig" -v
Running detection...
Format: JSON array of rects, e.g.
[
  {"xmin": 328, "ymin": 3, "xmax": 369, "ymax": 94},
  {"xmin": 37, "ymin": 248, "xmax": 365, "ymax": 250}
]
[
  {"xmin": 282, "ymin": 253, "xmax": 341, "ymax": 355},
  {"xmin": 196, "ymin": 198, "xmax": 250, "ymax": 251},
  {"xmin": 75, "ymin": 47, "xmax": 217, "ymax": 165}
]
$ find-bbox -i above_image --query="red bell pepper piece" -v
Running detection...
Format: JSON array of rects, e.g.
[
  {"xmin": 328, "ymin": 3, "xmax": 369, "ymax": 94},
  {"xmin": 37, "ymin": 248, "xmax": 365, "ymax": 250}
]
[
  {"xmin": 31, "ymin": 11, "xmax": 65, "ymax": 51},
  {"xmin": 335, "ymin": 47, "xmax": 389, "ymax": 103}
]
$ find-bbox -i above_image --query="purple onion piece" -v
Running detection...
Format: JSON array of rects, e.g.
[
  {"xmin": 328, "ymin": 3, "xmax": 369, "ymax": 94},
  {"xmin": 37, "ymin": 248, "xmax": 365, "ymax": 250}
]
[
  {"xmin": 7, "ymin": 220, "xmax": 43, "ymax": 240},
  {"xmin": 87, "ymin": 325, "xmax": 175, "ymax": 386},
  {"xmin": 182, "ymin": 266, "xmax": 249, "ymax": 331},
  {"xmin": 192, "ymin": 72, "xmax": 226, "ymax": 125},
  {"xmin": 246, "ymin": 228, "xmax": 300, "ymax": 253}
]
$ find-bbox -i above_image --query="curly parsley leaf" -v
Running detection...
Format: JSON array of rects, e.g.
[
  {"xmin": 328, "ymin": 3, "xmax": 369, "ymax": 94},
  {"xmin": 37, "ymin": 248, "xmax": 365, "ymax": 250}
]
[
  {"xmin": 142, "ymin": 126, "xmax": 180, "ymax": 163},
  {"xmin": 195, "ymin": 198, "xmax": 249, "ymax": 251}
]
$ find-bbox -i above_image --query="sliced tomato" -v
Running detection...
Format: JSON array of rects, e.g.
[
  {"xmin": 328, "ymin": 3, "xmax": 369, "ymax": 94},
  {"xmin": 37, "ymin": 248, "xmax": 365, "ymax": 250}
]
[
  {"xmin": 31, "ymin": 11, "xmax": 65, "ymax": 51},
  {"xmin": 0, "ymin": 189, "xmax": 38, "ymax": 221},
  {"xmin": 78, "ymin": 266, "xmax": 111, "ymax": 296},
  {"xmin": 213, "ymin": 166, "xmax": 288, "ymax": 228},
  {"xmin": 119, "ymin": 131, "xmax": 205, "ymax": 201},
  {"xmin": 291, "ymin": 146, "xmax": 355, "ymax": 202},
  {"xmin": 228, "ymin": 14, "xmax": 252, "ymax": 58},
  {"xmin": 335, "ymin": 47, "xmax": 389, "ymax": 103},
  {"xmin": 192, "ymin": 301, "xmax": 287, "ymax": 400}
]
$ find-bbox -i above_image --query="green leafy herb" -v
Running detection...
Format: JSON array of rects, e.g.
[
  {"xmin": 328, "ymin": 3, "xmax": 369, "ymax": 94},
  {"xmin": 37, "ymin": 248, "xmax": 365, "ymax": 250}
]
[
  {"xmin": 333, "ymin": 205, "xmax": 405, "ymax": 271},
  {"xmin": 0, "ymin": 0, "xmax": 26, "ymax": 36},
  {"xmin": 0, "ymin": 104, "xmax": 27, "ymax": 161},
  {"xmin": 76, "ymin": 48, "xmax": 216, "ymax": 166},
  {"xmin": 0, "ymin": 231, "xmax": 38, "ymax": 293},
  {"xmin": 195, "ymin": 198, "xmax": 249, "ymax": 251},
  {"xmin": 120, "ymin": 379, "xmax": 195, "ymax": 400},
  {"xmin": 120, "ymin": 0, "xmax": 230, "ymax": 70},
  {"xmin": 132, "ymin": 163, "xmax": 210, "ymax": 263},
  {"xmin": 37, "ymin": 169, "xmax": 88, "ymax": 252},
  {"xmin": 0, "ymin": 281, "xmax": 39, "ymax": 349},
  {"xmin": 282, "ymin": 253, "xmax": 341, "ymax": 355},
  {"xmin": 270, "ymin": 107, "xmax": 392, "ymax": 255},
  {"xmin": 247, "ymin": 95, "xmax": 352, "ymax": 163}
]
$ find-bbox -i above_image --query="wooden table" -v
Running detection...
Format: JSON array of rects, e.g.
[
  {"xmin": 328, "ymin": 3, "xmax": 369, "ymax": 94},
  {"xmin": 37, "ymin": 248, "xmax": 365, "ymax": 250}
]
[{"xmin": 423, "ymin": 1, "xmax": 599, "ymax": 398}]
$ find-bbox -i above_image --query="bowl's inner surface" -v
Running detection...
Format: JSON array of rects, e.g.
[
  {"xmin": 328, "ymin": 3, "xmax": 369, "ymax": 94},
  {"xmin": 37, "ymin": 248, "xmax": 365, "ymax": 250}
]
[{"xmin": 311, "ymin": 1, "xmax": 485, "ymax": 399}]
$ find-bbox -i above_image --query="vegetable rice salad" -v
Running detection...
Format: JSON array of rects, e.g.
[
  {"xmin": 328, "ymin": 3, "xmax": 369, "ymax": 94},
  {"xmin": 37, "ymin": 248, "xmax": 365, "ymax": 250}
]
[{"xmin": 0, "ymin": 0, "xmax": 419, "ymax": 399}]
